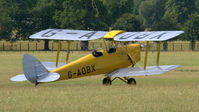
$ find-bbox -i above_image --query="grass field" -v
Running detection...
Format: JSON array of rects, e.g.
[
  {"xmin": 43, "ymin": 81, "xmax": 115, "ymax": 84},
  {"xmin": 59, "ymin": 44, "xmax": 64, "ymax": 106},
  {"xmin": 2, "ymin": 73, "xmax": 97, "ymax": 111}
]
[{"xmin": 0, "ymin": 51, "xmax": 199, "ymax": 112}]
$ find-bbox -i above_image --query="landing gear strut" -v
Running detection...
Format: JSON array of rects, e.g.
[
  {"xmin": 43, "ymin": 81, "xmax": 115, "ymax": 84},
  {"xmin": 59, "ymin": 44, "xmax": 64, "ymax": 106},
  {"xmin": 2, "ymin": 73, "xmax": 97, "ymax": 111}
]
[
  {"xmin": 102, "ymin": 77, "xmax": 136, "ymax": 85},
  {"xmin": 35, "ymin": 81, "xmax": 39, "ymax": 86}
]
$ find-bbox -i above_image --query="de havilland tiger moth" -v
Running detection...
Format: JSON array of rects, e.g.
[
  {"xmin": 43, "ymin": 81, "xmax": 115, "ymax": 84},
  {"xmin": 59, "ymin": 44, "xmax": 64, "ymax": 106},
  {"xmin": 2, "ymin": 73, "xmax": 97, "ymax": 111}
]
[{"xmin": 10, "ymin": 29, "xmax": 184, "ymax": 86}]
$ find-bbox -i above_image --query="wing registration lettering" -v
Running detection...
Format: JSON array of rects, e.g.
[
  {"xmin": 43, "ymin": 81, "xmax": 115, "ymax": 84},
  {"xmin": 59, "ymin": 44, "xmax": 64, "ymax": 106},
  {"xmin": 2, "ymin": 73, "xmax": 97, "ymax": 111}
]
[
  {"xmin": 30, "ymin": 29, "xmax": 108, "ymax": 40},
  {"xmin": 114, "ymin": 31, "xmax": 184, "ymax": 41},
  {"xmin": 149, "ymin": 32, "xmax": 167, "ymax": 39},
  {"xmin": 66, "ymin": 32, "xmax": 78, "ymax": 35},
  {"xmin": 41, "ymin": 29, "xmax": 62, "ymax": 37},
  {"xmin": 79, "ymin": 31, "xmax": 97, "ymax": 39},
  {"xmin": 134, "ymin": 32, "xmax": 152, "ymax": 39},
  {"xmin": 119, "ymin": 32, "xmax": 139, "ymax": 40}
]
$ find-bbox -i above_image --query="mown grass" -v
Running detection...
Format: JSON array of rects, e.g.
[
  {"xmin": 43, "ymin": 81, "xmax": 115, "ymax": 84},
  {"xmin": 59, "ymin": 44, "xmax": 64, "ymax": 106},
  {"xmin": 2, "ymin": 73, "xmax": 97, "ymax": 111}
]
[{"xmin": 0, "ymin": 51, "xmax": 199, "ymax": 112}]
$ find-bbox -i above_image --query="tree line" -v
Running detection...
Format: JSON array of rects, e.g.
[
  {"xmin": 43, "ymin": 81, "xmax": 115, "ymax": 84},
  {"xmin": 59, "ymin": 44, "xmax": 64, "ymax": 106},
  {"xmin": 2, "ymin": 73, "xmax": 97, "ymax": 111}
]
[{"xmin": 0, "ymin": 0, "xmax": 199, "ymax": 50}]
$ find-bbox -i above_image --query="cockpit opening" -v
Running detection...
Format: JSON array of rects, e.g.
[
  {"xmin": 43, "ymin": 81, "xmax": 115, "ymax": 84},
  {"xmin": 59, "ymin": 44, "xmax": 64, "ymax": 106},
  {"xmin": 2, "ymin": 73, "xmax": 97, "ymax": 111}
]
[
  {"xmin": 92, "ymin": 50, "xmax": 103, "ymax": 57},
  {"xmin": 108, "ymin": 47, "xmax": 116, "ymax": 54}
]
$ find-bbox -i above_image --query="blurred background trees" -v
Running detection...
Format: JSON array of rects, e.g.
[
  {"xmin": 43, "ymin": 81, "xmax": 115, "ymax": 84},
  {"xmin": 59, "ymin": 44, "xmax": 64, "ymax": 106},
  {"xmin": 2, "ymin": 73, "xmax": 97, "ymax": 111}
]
[
  {"xmin": 0, "ymin": 0, "xmax": 18, "ymax": 40},
  {"xmin": 112, "ymin": 13, "xmax": 144, "ymax": 31},
  {"xmin": 184, "ymin": 13, "xmax": 199, "ymax": 51},
  {"xmin": 0, "ymin": 0, "xmax": 199, "ymax": 50}
]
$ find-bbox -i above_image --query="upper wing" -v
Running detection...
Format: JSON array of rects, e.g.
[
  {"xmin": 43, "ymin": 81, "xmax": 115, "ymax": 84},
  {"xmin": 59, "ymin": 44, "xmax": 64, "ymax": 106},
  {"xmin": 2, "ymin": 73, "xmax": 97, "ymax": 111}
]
[
  {"xmin": 113, "ymin": 31, "xmax": 184, "ymax": 41},
  {"xmin": 30, "ymin": 29, "xmax": 108, "ymax": 41},
  {"xmin": 106, "ymin": 65, "xmax": 180, "ymax": 77},
  {"xmin": 30, "ymin": 29, "xmax": 184, "ymax": 41}
]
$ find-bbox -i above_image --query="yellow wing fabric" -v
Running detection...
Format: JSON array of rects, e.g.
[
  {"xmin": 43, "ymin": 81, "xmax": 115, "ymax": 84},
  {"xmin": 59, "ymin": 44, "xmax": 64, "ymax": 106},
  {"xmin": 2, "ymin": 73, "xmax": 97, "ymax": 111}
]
[{"xmin": 103, "ymin": 30, "xmax": 125, "ymax": 39}]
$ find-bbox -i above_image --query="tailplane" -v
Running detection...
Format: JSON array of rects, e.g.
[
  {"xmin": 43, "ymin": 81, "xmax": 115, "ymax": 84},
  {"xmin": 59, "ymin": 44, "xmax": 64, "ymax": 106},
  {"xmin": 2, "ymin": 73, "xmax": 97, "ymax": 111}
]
[{"xmin": 10, "ymin": 54, "xmax": 60, "ymax": 85}]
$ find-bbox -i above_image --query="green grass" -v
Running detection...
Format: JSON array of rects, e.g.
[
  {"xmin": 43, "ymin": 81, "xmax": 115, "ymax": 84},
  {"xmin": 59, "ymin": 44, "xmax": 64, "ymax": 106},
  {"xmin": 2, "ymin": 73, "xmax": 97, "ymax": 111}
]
[{"xmin": 0, "ymin": 51, "xmax": 199, "ymax": 112}]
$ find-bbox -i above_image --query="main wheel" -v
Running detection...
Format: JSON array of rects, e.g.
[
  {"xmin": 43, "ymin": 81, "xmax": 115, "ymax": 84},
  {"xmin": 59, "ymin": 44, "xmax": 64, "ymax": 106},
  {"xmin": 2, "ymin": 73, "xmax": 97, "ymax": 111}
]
[
  {"xmin": 102, "ymin": 77, "xmax": 112, "ymax": 85},
  {"xmin": 127, "ymin": 78, "xmax": 136, "ymax": 85}
]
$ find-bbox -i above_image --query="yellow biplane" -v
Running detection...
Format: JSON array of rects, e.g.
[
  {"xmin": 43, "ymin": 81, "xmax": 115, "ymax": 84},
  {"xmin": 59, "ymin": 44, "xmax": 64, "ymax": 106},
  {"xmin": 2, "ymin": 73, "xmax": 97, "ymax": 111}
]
[{"xmin": 10, "ymin": 29, "xmax": 184, "ymax": 86}]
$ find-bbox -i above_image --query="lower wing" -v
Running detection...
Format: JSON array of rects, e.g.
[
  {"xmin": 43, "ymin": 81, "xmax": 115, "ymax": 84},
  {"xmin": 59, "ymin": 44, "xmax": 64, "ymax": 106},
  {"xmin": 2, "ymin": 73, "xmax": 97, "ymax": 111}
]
[{"xmin": 106, "ymin": 65, "xmax": 180, "ymax": 77}]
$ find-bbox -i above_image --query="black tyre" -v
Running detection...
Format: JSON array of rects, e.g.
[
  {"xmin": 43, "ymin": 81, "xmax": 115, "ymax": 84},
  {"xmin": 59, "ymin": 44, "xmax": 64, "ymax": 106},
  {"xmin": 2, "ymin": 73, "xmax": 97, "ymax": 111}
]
[
  {"xmin": 127, "ymin": 78, "xmax": 136, "ymax": 85},
  {"xmin": 102, "ymin": 77, "xmax": 112, "ymax": 85}
]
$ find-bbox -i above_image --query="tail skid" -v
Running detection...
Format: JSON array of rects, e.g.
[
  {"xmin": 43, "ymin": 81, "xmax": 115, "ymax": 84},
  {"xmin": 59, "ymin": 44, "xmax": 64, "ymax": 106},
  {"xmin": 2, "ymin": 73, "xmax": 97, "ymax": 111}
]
[{"xmin": 10, "ymin": 54, "xmax": 60, "ymax": 85}]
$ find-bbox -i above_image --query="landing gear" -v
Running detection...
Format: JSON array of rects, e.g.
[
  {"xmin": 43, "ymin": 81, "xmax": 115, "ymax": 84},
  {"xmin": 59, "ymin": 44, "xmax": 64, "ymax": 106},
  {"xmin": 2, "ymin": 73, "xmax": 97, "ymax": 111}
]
[
  {"xmin": 127, "ymin": 78, "xmax": 136, "ymax": 85},
  {"xmin": 102, "ymin": 77, "xmax": 136, "ymax": 85},
  {"xmin": 35, "ymin": 81, "xmax": 39, "ymax": 86},
  {"xmin": 102, "ymin": 77, "xmax": 112, "ymax": 85}
]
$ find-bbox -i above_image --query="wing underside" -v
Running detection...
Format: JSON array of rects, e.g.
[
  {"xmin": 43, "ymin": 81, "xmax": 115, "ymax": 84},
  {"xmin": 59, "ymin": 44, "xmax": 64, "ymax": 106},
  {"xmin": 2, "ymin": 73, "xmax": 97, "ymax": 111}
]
[{"xmin": 107, "ymin": 65, "xmax": 180, "ymax": 77}]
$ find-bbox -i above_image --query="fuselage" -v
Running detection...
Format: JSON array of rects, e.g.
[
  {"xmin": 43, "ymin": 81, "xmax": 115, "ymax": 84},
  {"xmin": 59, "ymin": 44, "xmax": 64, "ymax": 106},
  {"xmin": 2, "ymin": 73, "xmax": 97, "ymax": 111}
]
[{"xmin": 51, "ymin": 44, "xmax": 141, "ymax": 81}]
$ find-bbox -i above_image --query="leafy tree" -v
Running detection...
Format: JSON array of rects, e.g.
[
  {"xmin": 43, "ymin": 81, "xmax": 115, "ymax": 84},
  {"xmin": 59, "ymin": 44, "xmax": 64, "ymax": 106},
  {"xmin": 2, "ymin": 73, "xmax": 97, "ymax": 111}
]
[
  {"xmin": 195, "ymin": 0, "xmax": 199, "ymax": 12},
  {"xmin": 0, "ymin": 0, "xmax": 17, "ymax": 40},
  {"xmin": 133, "ymin": 0, "xmax": 144, "ymax": 15},
  {"xmin": 112, "ymin": 13, "xmax": 144, "ymax": 31},
  {"xmin": 151, "ymin": 17, "xmax": 180, "ymax": 31},
  {"xmin": 31, "ymin": 0, "xmax": 63, "ymax": 50},
  {"xmin": 13, "ymin": 0, "xmax": 63, "ymax": 50},
  {"xmin": 54, "ymin": 0, "xmax": 108, "ymax": 50},
  {"xmin": 138, "ymin": 0, "xmax": 168, "ymax": 27},
  {"xmin": 164, "ymin": 0, "xmax": 196, "ymax": 24},
  {"xmin": 102, "ymin": 0, "xmax": 134, "ymax": 26},
  {"xmin": 184, "ymin": 13, "xmax": 199, "ymax": 51},
  {"xmin": 54, "ymin": 0, "xmax": 107, "ymax": 30},
  {"xmin": 15, "ymin": 0, "xmax": 37, "ymax": 10},
  {"xmin": 13, "ymin": 0, "xmax": 38, "ymax": 40}
]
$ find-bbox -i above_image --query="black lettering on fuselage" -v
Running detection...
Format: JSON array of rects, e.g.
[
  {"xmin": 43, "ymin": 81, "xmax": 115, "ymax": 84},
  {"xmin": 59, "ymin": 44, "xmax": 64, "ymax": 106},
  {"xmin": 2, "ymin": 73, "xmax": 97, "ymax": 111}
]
[
  {"xmin": 86, "ymin": 66, "xmax": 91, "ymax": 73},
  {"xmin": 77, "ymin": 69, "xmax": 81, "ymax": 76},
  {"xmin": 67, "ymin": 64, "xmax": 96, "ymax": 78},
  {"xmin": 81, "ymin": 67, "xmax": 86, "ymax": 74},
  {"xmin": 91, "ymin": 65, "xmax": 96, "ymax": 72}
]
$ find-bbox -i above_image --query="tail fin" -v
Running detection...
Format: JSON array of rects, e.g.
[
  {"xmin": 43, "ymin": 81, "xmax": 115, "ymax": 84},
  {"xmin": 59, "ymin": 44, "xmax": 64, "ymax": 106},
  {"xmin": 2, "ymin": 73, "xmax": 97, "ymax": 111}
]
[{"xmin": 11, "ymin": 54, "xmax": 60, "ymax": 85}]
